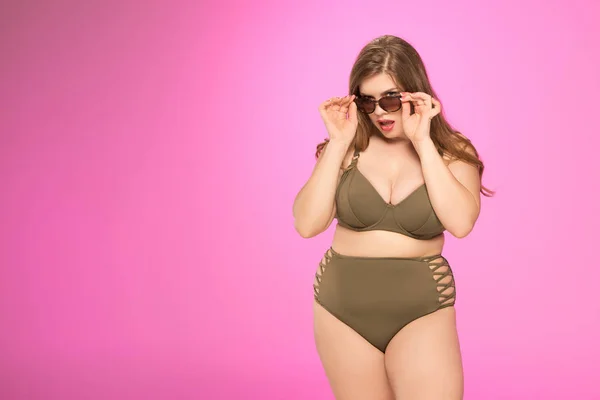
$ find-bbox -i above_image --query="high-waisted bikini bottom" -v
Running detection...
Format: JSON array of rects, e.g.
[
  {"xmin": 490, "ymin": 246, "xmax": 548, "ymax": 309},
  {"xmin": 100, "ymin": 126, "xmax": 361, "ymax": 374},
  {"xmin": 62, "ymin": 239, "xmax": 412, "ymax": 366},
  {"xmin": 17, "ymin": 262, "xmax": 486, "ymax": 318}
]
[{"xmin": 313, "ymin": 247, "xmax": 456, "ymax": 353}]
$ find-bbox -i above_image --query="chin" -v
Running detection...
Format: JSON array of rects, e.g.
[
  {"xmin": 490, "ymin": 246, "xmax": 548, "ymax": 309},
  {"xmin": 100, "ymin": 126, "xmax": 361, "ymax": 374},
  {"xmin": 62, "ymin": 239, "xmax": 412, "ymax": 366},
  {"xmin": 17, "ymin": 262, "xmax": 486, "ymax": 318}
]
[{"xmin": 380, "ymin": 129, "xmax": 405, "ymax": 140}]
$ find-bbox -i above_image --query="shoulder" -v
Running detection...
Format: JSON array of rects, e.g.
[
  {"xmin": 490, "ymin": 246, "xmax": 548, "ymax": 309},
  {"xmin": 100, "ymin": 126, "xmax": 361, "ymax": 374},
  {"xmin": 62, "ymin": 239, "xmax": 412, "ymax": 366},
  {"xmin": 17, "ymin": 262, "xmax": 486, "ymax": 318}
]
[
  {"xmin": 442, "ymin": 134, "xmax": 478, "ymax": 165},
  {"xmin": 444, "ymin": 141, "xmax": 481, "ymax": 201},
  {"xmin": 340, "ymin": 147, "xmax": 356, "ymax": 170},
  {"xmin": 316, "ymin": 141, "xmax": 356, "ymax": 171}
]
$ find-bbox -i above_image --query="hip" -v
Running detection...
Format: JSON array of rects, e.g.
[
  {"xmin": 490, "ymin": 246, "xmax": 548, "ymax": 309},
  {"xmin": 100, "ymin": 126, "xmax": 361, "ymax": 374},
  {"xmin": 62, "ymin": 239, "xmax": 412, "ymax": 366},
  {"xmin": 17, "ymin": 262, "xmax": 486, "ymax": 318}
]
[{"xmin": 313, "ymin": 247, "xmax": 457, "ymax": 310}]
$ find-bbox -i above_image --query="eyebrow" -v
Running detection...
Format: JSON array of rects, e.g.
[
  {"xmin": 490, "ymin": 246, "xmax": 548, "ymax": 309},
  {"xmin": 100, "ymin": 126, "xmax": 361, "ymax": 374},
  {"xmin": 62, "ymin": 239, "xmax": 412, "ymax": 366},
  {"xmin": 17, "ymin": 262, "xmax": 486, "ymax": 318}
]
[{"xmin": 359, "ymin": 87, "xmax": 401, "ymax": 97}]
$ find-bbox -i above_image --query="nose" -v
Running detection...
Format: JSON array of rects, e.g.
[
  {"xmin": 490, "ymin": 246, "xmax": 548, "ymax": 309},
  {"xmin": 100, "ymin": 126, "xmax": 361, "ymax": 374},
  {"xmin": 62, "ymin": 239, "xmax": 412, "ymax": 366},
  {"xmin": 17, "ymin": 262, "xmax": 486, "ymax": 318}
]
[{"xmin": 373, "ymin": 102, "xmax": 387, "ymax": 116}]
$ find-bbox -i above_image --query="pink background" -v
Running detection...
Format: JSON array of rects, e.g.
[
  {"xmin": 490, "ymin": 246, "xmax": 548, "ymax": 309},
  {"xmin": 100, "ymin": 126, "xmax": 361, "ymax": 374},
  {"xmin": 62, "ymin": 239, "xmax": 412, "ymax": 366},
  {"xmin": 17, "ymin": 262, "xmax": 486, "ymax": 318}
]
[{"xmin": 1, "ymin": 0, "xmax": 599, "ymax": 399}]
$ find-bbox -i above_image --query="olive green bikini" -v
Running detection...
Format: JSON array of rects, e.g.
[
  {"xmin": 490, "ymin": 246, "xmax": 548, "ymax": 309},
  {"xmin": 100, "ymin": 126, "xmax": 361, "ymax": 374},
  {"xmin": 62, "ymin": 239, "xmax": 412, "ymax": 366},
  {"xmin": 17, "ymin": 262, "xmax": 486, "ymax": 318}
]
[
  {"xmin": 335, "ymin": 150, "xmax": 445, "ymax": 239},
  {"xmin": 313, "ymin": 150, "xmax": 456, "ymax": 353}
]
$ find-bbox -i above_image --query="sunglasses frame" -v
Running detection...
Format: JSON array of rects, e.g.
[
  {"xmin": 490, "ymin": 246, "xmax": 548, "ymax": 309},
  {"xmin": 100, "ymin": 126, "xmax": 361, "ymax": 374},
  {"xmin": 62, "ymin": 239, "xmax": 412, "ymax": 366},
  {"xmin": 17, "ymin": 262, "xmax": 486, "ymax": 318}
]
[{"xmin": 354, "ymin": 95, "xmax": 403, "ymax": 114}]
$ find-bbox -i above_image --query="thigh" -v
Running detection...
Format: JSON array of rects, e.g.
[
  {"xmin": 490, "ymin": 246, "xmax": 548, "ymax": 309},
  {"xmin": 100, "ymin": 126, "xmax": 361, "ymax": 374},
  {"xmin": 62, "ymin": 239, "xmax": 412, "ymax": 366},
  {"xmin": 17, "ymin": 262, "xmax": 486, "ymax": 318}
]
[
  {"xmin": 313, "ymin": 301, "xmax": 394, "ymax": 400},
  {"xmin": 384, "ymin": 307, "xmax": 464, "ymax": 400}
]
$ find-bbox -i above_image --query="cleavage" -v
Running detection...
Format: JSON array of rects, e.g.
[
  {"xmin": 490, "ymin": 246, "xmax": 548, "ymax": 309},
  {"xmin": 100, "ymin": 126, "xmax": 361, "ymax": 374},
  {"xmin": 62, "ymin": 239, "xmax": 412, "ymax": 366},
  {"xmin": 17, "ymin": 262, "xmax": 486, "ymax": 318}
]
[{"xmin": 356, "ymin": 160, "xmax": 423, "ymax": 205}]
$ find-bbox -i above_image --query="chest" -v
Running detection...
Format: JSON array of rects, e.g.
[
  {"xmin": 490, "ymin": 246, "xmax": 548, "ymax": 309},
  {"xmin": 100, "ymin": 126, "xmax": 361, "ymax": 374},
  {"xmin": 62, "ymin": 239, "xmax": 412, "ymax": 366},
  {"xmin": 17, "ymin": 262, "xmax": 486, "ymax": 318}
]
[{"xmin": 355, "ymin": 156, "xmax": 424, "ymax": 205}]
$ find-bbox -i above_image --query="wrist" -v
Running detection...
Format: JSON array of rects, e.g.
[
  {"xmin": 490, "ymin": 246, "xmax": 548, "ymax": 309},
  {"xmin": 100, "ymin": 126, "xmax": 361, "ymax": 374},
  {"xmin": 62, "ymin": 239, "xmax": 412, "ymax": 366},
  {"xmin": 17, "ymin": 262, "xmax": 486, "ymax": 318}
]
[
  {"xmin": 411, "ymin": 137, "xmax": 435, "ymax": 153},
  {"xmin": 328, "ymin": 138, "xmax": 353, "ymax": 150}
]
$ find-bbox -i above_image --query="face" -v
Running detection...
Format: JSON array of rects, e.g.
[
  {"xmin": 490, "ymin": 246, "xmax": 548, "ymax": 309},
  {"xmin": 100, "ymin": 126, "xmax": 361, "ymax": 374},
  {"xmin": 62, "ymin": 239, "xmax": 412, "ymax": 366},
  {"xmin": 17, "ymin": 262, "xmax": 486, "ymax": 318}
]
[{"xmin": 357, "ymin": 73, "xmax": 406, "ymax": 139}]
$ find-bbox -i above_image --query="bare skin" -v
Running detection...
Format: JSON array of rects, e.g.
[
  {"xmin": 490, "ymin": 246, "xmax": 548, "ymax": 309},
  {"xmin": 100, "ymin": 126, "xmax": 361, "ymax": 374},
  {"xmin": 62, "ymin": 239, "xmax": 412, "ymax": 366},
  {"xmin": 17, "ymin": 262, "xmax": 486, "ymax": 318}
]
[
  {"xmin": 330, "ymin": 136, "xmax": 446, "ymax": 259},
  {"xmin": 297, "ymin": 72, "xmax": 478, "ymax": 399},
  {"xmin": 313, "ymin": 137, "xmax": 464, "ymax": 400}
]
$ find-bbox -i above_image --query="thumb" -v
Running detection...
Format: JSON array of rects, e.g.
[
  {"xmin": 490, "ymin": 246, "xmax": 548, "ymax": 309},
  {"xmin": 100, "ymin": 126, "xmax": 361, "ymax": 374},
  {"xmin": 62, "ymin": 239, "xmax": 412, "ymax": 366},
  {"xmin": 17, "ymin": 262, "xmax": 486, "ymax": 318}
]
[
  {"xmin": 401, "ymin": 97, "xmax": 411, "ymax": 121},
  {"xmin": 348, "ymin": 100, "xmax": 358, "ymax": 125}
]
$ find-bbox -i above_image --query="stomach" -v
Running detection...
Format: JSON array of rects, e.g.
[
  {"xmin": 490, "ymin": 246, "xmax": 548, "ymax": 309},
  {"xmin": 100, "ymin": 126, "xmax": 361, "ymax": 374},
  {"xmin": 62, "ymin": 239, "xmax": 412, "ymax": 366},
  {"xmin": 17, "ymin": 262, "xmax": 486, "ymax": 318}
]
[{"xmin": 331, "ymin": 224, "xmax": 445, "ymax": 258}]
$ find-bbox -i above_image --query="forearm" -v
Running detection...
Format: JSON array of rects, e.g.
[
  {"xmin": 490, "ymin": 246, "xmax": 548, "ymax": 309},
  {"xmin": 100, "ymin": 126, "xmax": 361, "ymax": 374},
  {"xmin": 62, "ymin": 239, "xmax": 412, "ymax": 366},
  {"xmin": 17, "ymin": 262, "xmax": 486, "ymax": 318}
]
[
  {"xmin": 413, "ymin": 138, "xmax": 479, "ymax": 237},
  {"xmin": 293, "ymin": 140, "xmax": 350, "ymax": 237}
]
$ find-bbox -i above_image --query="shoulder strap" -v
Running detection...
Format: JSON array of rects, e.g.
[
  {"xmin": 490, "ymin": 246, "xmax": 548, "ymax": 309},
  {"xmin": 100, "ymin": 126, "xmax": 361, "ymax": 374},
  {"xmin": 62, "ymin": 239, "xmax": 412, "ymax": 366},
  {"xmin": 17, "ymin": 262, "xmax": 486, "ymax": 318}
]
[{"xmin": 349, "ymin": 149, "xmax": 360, "ymax": 166}]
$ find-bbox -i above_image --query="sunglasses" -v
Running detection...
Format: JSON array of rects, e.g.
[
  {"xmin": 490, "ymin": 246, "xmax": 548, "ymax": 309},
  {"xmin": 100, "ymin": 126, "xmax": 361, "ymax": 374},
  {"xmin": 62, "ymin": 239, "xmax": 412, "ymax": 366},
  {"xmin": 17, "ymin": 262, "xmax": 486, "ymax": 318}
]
[{"xmin": 354, "ymin": 95, "xmax": 403, "ymax": 114}]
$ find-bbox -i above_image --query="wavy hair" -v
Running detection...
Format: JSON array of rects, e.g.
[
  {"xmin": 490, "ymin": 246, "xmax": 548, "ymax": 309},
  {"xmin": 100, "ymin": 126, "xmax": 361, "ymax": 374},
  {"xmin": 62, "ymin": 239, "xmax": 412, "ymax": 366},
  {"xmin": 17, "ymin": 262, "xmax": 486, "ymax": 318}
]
[{"xmin": 316, "ymin": 35, "xmax": 494, "ymax": 197}]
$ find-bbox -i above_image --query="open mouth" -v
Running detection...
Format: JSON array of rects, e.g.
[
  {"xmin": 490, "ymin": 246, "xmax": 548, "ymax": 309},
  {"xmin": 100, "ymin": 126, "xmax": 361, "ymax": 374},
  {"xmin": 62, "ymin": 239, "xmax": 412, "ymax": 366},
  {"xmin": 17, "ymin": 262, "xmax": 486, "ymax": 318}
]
[{"xmin": 378, "ymin": 120, "xmax": 395, "ymax": 131}]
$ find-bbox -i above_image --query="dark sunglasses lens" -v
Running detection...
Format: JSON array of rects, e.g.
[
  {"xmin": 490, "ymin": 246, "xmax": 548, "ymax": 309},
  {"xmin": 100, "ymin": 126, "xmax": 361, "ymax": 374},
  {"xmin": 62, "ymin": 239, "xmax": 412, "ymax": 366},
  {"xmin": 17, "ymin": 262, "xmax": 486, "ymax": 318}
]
[
  {"xmin": 379, "ymin": 97, "xmax": 402, "ymax": 112},
  {"xmin": 355, "ymin": 98, "xmax": 376, "ymax": 113}
]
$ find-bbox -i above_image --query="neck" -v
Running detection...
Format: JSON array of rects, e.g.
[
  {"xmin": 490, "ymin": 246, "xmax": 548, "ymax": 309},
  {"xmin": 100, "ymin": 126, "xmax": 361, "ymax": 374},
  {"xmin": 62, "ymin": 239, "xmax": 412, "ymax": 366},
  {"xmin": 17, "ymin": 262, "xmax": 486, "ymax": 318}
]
[{"xmin": 374, "ymin": 133, "xmax": 414, "ymax": 150}]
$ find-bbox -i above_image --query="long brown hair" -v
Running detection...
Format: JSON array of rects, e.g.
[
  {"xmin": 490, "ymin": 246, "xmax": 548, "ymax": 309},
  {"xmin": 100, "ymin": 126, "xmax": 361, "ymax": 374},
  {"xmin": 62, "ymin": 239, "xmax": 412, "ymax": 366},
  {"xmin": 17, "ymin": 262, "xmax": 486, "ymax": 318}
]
[{"xmin": 316, "ymin": 35, "xmax": 494, "ymax": 197}]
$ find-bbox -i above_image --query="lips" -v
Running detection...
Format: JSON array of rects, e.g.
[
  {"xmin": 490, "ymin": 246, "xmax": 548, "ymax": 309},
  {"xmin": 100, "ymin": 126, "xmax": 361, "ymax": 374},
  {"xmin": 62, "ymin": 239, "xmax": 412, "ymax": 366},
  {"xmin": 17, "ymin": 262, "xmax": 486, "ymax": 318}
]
[{"xmin": 377, "ymin": 119, "xmax": 395, "ymax": 132}]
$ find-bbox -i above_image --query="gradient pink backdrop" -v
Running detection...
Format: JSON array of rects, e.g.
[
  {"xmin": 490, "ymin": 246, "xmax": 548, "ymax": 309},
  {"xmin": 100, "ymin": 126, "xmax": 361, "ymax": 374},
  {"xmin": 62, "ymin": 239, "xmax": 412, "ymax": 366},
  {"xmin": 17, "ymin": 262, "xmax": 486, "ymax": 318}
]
[{"xmin": 1, "ymin": 0, "xmax": 599, "ymax": 399}]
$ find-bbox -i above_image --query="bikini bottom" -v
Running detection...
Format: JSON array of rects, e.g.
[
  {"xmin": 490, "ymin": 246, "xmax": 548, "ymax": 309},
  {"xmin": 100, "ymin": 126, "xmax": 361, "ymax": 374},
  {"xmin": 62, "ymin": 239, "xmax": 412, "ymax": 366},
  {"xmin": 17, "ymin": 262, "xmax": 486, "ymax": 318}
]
[{"xmin": 313, "ymin": 247, "xmax": 456, "ymax": 353}]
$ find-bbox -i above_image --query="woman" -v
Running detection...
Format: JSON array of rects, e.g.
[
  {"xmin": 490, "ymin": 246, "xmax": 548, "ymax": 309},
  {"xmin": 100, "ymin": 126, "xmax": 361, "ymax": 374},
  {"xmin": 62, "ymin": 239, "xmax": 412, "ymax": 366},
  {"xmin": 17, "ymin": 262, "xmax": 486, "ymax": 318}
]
[{"xmin": 292, "ymin": 35, "xmax": 493, "ymax": 400}]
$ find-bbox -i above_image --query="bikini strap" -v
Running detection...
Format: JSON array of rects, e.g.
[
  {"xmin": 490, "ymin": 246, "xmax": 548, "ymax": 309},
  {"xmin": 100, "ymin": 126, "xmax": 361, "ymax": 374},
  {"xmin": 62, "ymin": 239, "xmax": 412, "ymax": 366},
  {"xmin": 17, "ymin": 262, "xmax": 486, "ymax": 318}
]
[{"xmin": 349, "ymin": 149, "xmax": 360, "ymax": 167}]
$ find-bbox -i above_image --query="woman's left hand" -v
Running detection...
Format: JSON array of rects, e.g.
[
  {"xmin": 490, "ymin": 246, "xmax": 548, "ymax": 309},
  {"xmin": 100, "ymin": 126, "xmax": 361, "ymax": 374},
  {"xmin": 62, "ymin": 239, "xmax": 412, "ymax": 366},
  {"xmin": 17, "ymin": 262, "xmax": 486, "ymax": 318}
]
[{"xmin": 400, "ymin": 92, "xmax": 441, "ymax": 143}]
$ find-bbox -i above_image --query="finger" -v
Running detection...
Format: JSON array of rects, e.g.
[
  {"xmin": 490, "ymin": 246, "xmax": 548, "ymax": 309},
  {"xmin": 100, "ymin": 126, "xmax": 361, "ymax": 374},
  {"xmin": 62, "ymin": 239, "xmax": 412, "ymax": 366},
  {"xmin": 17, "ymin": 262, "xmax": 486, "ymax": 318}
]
[
  {"xmin": 340, "ymin": 95, "xmax": 355, "ymax": 112},
  {"xmin": 400, "ymin": 92, "xmax": 414, "ymax": 104},
  {"xmin": 331, "ymin": 95, "xmax": 348, "ymax": 104},
  {"xmin": 400, "ymin": 93, "xmax": 411, "ymax": 120},
  {"xmin": 402, "ymin": 92, "xmax": 424, "ymax": 109},
  {"xmin": 348, "ymin": 98, "xmax": 358, "ymax": 125},
  {"xmin": 337, "ymin": 95, "xmax": 350, "ymax": 109},
  {"xmin": 345, "ymin": 94, "xmax": 356, "ymax": 107},
  {"xmin": 319, "ymin": 97, "xmax": 340, "ymax": 118},
  {"xmin": 319, "ymin": 97, "xmax": 337, "ymax": 112},
  {"xmin": 318, "ymin": 99, "xmax": 329, "ymax": 111},
  {"xmin": 324, "ymin": 96, "xmax": 340, "ymax": 105},
  {"xmin": 332, "ymin": 95, "xmax": 354, "ymax": 113},
  {"xmin": 318, "ymin": 99, "xmax": 330, "ymax": 117},
  {"xmin": 320, "ymin": 96, "xmax": 349, "ymax": 117},
  {"xmin": 325, "ymin": 96, "xmax": 342, "ymax": 112},
  {"xmin": 410, "ymin": 92, "xmax": 432, "ymax": 100},
  {"xmin": 408, "ymin": 92, "xmax": 433, "ymax": 107},
  {"xmin": 429, "ymin": 98, "xmax": 442, "ymax": 119}
]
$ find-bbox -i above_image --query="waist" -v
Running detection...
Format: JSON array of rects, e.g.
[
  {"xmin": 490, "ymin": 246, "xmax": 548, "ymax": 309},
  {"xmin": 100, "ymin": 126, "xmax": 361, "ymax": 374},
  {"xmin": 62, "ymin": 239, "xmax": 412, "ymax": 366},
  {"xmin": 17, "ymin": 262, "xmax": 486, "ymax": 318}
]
[{"xmin": 332, "ymin": 224, "xmax": 445, "ymax": 258}]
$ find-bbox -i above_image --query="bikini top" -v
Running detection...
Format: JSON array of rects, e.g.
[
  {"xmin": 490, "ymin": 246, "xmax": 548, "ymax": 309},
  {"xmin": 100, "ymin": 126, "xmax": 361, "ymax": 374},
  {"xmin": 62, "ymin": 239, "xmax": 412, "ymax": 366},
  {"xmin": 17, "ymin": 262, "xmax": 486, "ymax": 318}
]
[{"xmin": 335, "ymin": 150, "xmax": 445, "ymax": 240}]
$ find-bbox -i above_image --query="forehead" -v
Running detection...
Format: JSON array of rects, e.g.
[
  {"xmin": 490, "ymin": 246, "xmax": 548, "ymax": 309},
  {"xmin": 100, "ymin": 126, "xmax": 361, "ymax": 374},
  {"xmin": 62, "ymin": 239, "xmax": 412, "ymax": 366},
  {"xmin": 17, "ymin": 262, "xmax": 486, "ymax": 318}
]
[{"xmin": 358, "ymin": 73, "xmax": 403, "ymax": 96}]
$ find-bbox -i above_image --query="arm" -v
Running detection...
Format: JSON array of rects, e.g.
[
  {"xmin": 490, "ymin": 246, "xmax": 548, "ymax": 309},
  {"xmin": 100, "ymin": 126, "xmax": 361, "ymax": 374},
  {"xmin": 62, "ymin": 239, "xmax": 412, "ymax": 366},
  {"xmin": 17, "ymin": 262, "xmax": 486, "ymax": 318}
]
[
  {"xmin": 413, "ymin": 138, "xmax": 481, "ymax": 238},
  {"xmin": 292, "ymin": 139, "xmax": 351, "ymax": 238}
]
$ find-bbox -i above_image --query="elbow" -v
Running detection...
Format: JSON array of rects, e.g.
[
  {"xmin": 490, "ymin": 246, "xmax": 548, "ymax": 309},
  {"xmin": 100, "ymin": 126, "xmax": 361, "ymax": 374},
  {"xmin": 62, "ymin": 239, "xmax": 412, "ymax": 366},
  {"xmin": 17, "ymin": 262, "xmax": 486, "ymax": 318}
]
[
  {"xmin": 445, "ymin": 209, "xmax": 479, "ymax": 238},
  {"xmin": 452, "ymin": 229, "xmax": 471, "ymax": 239},
  {"xmin": 297, "ymin": 227, "xmax": 317, "ymax": 239},
  {"xmin": 449, "ymin": 222, "xmax": 475, "ymax": 239},
  {"xmin": 294, "ymin": 220, "xmax": 320, "ymax": 238}
]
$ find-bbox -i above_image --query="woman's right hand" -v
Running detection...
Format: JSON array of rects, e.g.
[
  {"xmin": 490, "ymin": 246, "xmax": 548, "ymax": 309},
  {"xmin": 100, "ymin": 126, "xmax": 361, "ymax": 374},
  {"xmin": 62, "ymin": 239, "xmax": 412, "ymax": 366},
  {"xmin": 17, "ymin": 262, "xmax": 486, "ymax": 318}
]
[{"xmin": 318, "ymin": 95, "xmax": 358, "ymax": 145}]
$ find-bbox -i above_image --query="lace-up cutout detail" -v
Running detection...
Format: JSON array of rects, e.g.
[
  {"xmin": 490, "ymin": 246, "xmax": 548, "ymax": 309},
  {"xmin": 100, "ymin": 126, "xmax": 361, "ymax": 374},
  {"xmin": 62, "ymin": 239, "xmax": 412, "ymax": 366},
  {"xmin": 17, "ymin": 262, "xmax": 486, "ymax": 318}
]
[
  {"xmin": 313, "ymin": 249, "xmax": 334, "ymax": 300},
  {"xmin": 423, "ymin": 255, "xmax": 456, "ymax": 306}
]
